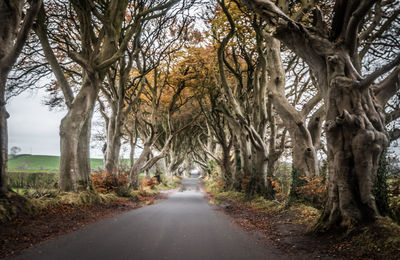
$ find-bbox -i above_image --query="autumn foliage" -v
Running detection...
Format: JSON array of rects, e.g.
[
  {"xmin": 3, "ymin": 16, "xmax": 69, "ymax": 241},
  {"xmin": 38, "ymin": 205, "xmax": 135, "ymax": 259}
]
[
  {"xmin": 141, "ymin": 177, "xmax": 158, "ymax": 190},
  {"xmin": 91, "ymin": 172, "xmax": 129, "ymax": 194},
  {"xmin": 295, "ymin": 177, "xmax": 327, "ymax": 209}
]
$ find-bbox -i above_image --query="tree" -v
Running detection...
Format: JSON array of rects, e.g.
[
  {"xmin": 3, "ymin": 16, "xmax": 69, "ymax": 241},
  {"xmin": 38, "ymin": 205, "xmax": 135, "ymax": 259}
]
[
  {"xmin": 243, "ymin": 0, "xmax": 400, "ymax": 229},
  {"xmin": 99, "ymin": 3, "xmax": 192, "ymax": 175},
  {"xmin": 10, "ymin": 146, "xmax": 21, "ymax": 158},
  {"xmin": 126, "ymin": 47, "xmax": 200, "ymax": 188},
  {"xmin": 0, "ymin": 0, "xmax": 42, "ymax": 196},
  {"xmin": 34, "ymin": 0, "xmax": 180, "ymax": 191}
]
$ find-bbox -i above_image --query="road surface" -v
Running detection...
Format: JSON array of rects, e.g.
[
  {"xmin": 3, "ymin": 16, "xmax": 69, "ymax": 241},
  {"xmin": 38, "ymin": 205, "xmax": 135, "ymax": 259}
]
[{"xmin": 7, "ymin": 177, "xmax": 288, "ymax": 260}]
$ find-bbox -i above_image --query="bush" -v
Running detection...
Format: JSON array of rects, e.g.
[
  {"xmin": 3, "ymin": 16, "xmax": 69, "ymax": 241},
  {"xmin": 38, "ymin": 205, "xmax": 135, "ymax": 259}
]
[
  {"xmin": 24, "ymin": 188, "xmax": 59, "ymax": 199},
  {"xmin": 114, "ymin": 186, "xmax": 132, "ymax": 197},
  {"xmin": 141, "ymin": 177, "xmax": 158, "ymax": 190},
  {"xmin": 91, "ymin": 171, "xmax": 129, "ymax": 193},
  {"xmin": 8, "ymin": 172, "xmax": 58, "ymax": 189},
  {"xmin": 388, "ymin": 177, "xmax": 400, "ymax": 223},
  {"xmin": 389, "ymin": 195, "xmax": 400, "ymax": 223},
  {"xmin": 295, "ymin": 177, "xmax": 327, "ymax": 209}
]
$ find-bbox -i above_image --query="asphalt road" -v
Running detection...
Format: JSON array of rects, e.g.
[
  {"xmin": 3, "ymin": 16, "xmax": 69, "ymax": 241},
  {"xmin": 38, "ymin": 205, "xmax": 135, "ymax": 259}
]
[{"xmin": 8, "ymin": 177, "xmax": 288, "ymax": 260}]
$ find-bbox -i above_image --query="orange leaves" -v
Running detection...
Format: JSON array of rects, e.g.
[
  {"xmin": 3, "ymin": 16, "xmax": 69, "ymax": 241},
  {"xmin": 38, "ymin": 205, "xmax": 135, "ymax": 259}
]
[
  {"xmin": 140, "ymin": 177, "xmax": 158, "ymax": 190},
  {"xmin": 91, "ymin": 171, "xmax": 129, "ymax": 194},
  {"xmin": 241, "ymin": 176, "xmax": 250, "ymax": 191},
  {"xmin": 267, "ymin": 176, "xmax": 281, "ymax": 191},
  {"xmin": 295, "ymin": 177, "xmax": 327, "ymax": 208},
  {"xmin": 296, "ymin": 177, "xmax": 327, "ymax": 197}
]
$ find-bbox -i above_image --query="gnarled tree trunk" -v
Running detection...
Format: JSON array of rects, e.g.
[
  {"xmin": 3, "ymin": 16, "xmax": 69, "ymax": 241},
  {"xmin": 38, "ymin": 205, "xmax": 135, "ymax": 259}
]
[
  {"xmin": 59, "ymin": 76, "xmax": 99, "ymax": 191},
  {"xmin": 244, "ymin": 0, "xmax": 396, "ymax": 228},
  {"xmin": 321, "ymin": 51, "xmax": 388, "ymax": 226}
]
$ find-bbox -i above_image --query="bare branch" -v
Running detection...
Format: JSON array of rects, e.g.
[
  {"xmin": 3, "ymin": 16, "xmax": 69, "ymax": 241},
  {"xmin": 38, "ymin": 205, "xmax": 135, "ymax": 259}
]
[
  {"xmin": 3, "ymin": 0, "xmax": 43, "ymax": 70},
  {"xmin": 361, "ymin": 53, "xmax": 400, "ymax": 89}
]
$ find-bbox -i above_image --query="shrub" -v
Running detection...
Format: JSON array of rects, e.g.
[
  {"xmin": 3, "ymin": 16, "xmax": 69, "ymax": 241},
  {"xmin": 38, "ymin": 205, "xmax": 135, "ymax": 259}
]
[
  {"xmin": 388, "ymin": 177, "xmax": 400, "ymax": 223},
  {"xmin": 241, "ymin": 176, "xmax": 250, "ymax": 192},
  {"xmin": 8, "ymin": 172, "xmax": 58, "ymax": 189},
  {"xmin": 389, "ymin": 195, "xmax": 400, "ymax": 223},
  {"xmin": 24, "ymin": 188, "xmax": 59, "ymax": 199},
  {"xmin": 141, "ymin": 177, "xmax": 158, "ymax": 190},
  {"xmin": 295, "ymin": 177, "xmax": 327, "ymax": 209},
  {"xmin": 114, "ymin": 186, "xmax": 132, "ymax": 197},
  {"xmin": 91, "ymin": 171, "xmax": 129, "ymax": 193}
]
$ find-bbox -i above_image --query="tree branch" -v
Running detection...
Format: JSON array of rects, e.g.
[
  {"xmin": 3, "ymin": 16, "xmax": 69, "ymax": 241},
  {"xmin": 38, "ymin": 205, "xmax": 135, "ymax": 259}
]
[
  {"xmin": 301, "ymin": 92, "xmax": 321, "ymax": 116},
  {"xmin": 374, "ymin": 66, "xmax": 400, "ymax": 106},
  {"xmin": 3, "ymin": 0, "xmax": 43, "ymax": 70},
  {"xmin": 361, "ymin": 53, "xmax": 400, "ymax": 89},
  {"xmin": 34, "ymin": 4, "xmax": 74, "ymax": 108},
  {"xmin": 344, "ymin": 1, "xmax": 376, "ymax": 56}
]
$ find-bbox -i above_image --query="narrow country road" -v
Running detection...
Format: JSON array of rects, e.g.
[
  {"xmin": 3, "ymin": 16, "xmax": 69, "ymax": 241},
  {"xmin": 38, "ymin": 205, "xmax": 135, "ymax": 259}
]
[{"xmin": 8, "ymin": 177, "xmax": 288, "ymax": 260}]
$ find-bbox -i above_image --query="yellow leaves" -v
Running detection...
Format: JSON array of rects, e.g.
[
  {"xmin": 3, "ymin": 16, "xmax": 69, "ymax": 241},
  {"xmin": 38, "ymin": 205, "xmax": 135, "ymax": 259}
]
[{"xmin": 208, "ymin": 0, "xmax": 257, "ymax": 51}]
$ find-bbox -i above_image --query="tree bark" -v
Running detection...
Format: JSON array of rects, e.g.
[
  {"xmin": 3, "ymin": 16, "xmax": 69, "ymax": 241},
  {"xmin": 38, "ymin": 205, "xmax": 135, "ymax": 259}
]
[
  {"xmin": 129, "ymin": 140, "xmax": 152, "ymax": 189},
  {"xmin": 236, "ymin": 132, "xmax": 252, "ymax": 191},
  {"xmin": 221, "ymin": 145, "xmax": 234, "ymax": 189},
  {"xmin": 104, "ymin": 112, "xmax": 124, "ymax": 174},
  {"xmin": 59, "ymin": 76, "xmax": 99, "ymax": 191},
  {"xmin": 77, "ymin": 112, "xmax": 92, "ymax": 188},
  {"xmin": 321, "ymin": 52, "xmax": 388, "ymax": 226},
  {"xmin": 0, "ymin": 73, "xmax": 9, "ymax": 196},
  {"xmin": 246, "ymin": 149, "xmax": 267, "ymax": 197}
]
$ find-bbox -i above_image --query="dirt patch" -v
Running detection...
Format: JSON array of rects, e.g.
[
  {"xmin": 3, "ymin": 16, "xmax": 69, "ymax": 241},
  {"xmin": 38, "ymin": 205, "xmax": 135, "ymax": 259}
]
[
  {"xmin": 205, "ymin": 192, "xmax": 372, "ymax": 260},
  {"xmin": 0, "ymin": 193, "xmax": 166, "ymax": 259}
]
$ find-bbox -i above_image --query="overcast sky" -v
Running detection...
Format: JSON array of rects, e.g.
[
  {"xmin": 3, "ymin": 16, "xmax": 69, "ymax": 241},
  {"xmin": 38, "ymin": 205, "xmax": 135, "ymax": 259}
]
[
  {"xmin": 8, "ymin": 89, "xmax": 63, "ymax": 156},
  {"xmin": 7, "ymin": 89, "xmax": 107, "ymax": 158}
]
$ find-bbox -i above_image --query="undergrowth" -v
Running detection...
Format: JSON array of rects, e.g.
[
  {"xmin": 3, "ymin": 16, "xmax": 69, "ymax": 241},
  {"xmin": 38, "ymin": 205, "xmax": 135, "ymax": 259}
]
[
  {"xmin": 1, "ymin": 173, "xmax": 180, "ymax": 223},
  {"xmin": 348, "ymin": 217, "xmax": 400, "ymax": 259},
  {"xmin": 203, "ymin": 176, "xmax": 400, "ymax": 259}
]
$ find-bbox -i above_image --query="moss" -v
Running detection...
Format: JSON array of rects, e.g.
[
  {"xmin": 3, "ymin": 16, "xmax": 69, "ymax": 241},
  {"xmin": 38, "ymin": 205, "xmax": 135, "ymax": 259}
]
[
  {"xmin": 290, "ymin": 203, "xmax": 320, "ymax": 226},
  {"xmin": 374, "ymin": 149, "xmax": 390, "ymax": 216},
  {"xmin": 139, "ymin": 189, "xmax": 158, "ymax": 197},
  {"xmin": 350, "ymin": 217, "xmax": 400, "ymax": 259},
  {"xmin": 0, "ymin": 193, "xmax": 36, "ymax": 223}
]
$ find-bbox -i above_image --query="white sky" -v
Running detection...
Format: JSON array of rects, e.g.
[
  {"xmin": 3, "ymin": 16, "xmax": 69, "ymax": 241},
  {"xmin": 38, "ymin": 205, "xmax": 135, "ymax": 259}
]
[
  {"xmin": 7, "ymin": 89, "xmax": 105, "ymax": 158},
  {"xmin": 8, "ymin": 89, "xmax": 64, "ymax": 156}
]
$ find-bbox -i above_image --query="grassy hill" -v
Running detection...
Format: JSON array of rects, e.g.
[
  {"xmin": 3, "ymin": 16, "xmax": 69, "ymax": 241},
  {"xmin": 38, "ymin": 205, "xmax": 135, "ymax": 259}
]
[{"xmin": 7, "ymin": 154, "xmax": 127, "ymax": 173}]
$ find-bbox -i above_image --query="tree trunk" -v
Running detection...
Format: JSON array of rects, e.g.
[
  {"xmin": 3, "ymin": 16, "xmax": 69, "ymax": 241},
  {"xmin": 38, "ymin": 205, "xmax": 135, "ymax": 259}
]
[
  {"xmin": 0, "ymin": 73, "xmax": 8, "ymax": 196},
  {"xmin": 238, "ymin": 133, "xmax": 252, "ymax": 192},
  {"xmin": 129, "ymin": 141, "xmax": 152, "ymax": 189},
  {"xmin": 243, "ymin": 0, "xmax": 394, "ymax": 229},
  {"xmin": 319, "ymin": 51, "xmax": 388, "ymax": 227},
  {"xmin": 221, "ymin": 147, "xmax": 234, "ymax": 189},
  {"xmin": 59, "ymin": 77, "xmax": 99, "ymax": 191},
  {"xmin": 154, "ymin": 159, "xmax": 166, "ymax": 183},
  {"xmin": 77, "ymin": 113, "xmax": 92, "ymax": 188},
  {"xmin": 246, "ymin": 149, "xmax": 267, "ymax": 198},
  {"xmin": 291, "ymin": 129, "xmax": 319, "ymax": 178},
  {"xmin": 266, "ymin": 37, "xmax": 319, "ymax": 179},
  {"xmin": 104, "ymin": 112, "xmax": 123, "ymax": 174},
  {"xmin": 233, "ymin": 141, "xmax": 242, "ymax": 191}
]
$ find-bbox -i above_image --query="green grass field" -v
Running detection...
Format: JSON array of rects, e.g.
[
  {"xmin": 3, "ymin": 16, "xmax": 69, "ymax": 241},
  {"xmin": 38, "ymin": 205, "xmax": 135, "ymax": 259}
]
[{"xmin": 7, "ymin": 154, "xmax": 129, "ymax": 173}]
